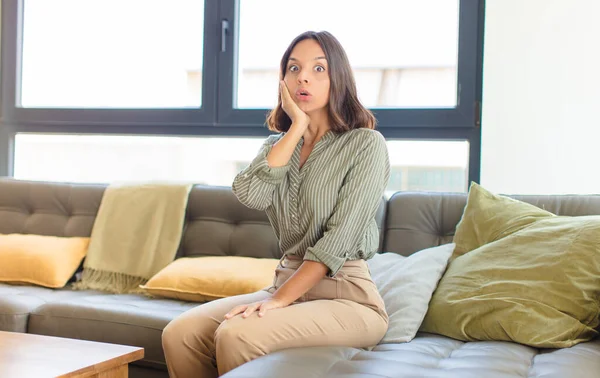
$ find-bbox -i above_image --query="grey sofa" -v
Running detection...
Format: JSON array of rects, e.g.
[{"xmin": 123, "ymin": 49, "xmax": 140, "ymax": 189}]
[{"xmin": 0, "ymin": 177, "xmax": 599, "ymax": 378}]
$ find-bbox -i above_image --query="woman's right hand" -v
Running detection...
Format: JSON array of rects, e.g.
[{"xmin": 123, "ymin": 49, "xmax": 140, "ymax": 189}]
[{"xmin": 280, "ymin": 81, "xmax": 310, "ymax": 129}]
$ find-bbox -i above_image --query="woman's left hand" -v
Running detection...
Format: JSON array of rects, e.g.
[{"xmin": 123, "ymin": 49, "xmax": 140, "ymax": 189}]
[{"xmin": 224, "ymin": 297, "xmax": 289, "ymax": 319}]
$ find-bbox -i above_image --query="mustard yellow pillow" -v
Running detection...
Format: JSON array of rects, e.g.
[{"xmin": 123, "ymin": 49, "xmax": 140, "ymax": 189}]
[
  {"xmin": 0, "ymin": 234, "xmax": 89, "ymax": 288},
  {"xmin": 420, "ymin": 183, "xmax": 600, "ymax": 348},
  {"xmin": 140, "ymin": 256, "xmax": 279, "ymax": 302}
]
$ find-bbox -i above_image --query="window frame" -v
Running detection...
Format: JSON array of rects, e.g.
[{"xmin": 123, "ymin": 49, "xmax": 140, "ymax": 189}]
[
  {"xmin": 1, "ymin": 0, "xmax": 220, "ymax": 126},
  {"xmin": 218, "ymin": 0, "xmax": 482, "ymax": 129},
  {"xmin": 0, "ymin": 0, "xmax": 485, "ymax": 184}
]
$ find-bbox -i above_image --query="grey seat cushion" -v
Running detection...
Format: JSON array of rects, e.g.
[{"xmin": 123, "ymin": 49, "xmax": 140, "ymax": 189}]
[
  {"xmin": 223, "ymin": 333, "xmax": 600, "ymax": 378},
  {"xmin": 28, "ymin": 293, "xmax": 197, "ymax": 370},
  {"xmin": 0, "ymin": 283, "xmax": 102, "ymax": 332}
]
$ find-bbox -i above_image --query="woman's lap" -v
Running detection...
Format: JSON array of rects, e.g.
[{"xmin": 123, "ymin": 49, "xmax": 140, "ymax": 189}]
[
  {"xmin": 162, "ymin": 259, "xmax": 389, "ymax": 376},
  {"xmin": 216, "ymin": 297, "xmax": 388, "ymax": 351}
]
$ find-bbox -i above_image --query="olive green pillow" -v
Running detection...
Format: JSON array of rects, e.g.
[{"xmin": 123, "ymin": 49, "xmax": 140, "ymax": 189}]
[{"xmin": 420, "ymin": 183, "xmax": 600, "ymax": 348}]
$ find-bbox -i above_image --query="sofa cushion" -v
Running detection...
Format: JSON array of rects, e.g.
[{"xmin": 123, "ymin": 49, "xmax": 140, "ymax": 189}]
[
  {"xmin": 0, "ymin": 178, "xmax": 104, "ymax": 237},
  {"xmin": 0, "ymin": 283, "xmax": 102, "ymax": 332},
  {"xmin": 140, "ymin": 256, "xmax": 279, "ymax": 302},
  {"xmin": 383, "ymin": 192, "xmax": 467, "ymax": 256},
  {"xmin": 27, "ymin": 293, "xmax": 196, "ymax": 370},
  {"xmin": 222, "ymin": 333, "xmax": 600, "ymax": 378}
]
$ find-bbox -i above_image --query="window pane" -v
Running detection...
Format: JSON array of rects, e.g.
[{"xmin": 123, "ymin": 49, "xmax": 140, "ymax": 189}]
[
  {"xmin": 21, "ymin": 0, "xmax": 204, "ymax": 108},
  {"xmin": 15, "ymin": 135, "xmax": 469, "ymax": 196},
  {"xmin": 14, "ymin": 134, "xmax": 264, "ymax": 185},
  {"xmin": 237, "ymin": 0, "xmax": 459, "ymax": 109},
  {"xmin": 386, "ymin": 140, "xmax": 469, "ymax": 196}
]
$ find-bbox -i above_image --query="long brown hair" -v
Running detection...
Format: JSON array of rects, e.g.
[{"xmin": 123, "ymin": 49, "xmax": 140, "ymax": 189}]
[{"xmin": 266, "ymin": 31, "xmax": 376, "ymax": 133}]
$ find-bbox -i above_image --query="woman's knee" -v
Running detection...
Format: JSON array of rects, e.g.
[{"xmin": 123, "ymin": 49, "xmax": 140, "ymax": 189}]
[
  {"xmin": 162, "ymin": 311, "xmax": 210, "ymax": 350},
  {"xmin": 214, "ymin": 317, "xmax": 265, "ymax": 375},
  {"xmin": 214, "ymin": 317, "xmax": 244, "ymax": 348},
  {"xmin": 214, "ymin": 315, "xmax": 266, "ymax": 354},
  {"xmin": 162, "ymin": 316, "xmax": 188, "ymax": 351}
]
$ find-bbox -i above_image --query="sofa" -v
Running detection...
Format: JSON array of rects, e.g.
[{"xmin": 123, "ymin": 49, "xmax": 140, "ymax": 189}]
[{"xmin": 0, "ymin": 177, "xmax": 599, "ymax": 378}]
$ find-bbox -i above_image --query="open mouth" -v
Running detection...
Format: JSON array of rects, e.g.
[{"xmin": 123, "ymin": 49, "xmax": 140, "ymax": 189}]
[{"xmin": 295, "ymin": 89, "xmax": 312, "ymax": 100}]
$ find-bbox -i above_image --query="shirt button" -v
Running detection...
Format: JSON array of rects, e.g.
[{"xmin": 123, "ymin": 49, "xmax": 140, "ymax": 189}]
[{"xmin": 344, "ymin": 252, "xmax": 349, "ymax": 258}]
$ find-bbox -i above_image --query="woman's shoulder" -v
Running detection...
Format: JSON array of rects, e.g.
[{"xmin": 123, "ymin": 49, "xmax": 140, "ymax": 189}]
[
  {"xmin": 263, "ymin": 133, "xmax": 285, "ymax": 146},
  {"xmin": 342, "ymin": 128, "xmax": 386, "ymax": 149}
]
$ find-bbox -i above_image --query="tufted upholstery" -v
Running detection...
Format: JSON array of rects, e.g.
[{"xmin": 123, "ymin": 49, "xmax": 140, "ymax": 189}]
[
  {"xmin": 383, "ymin": 191, "xmax": 600, "ymax": 256},
  {"xmin": 178, "ymin": 185, "xmax": 280, "ymax": 259},
  {"xmin": 0, "ymin": 178, "xmax": 388, "ymax": 260},
  {"xmin": 224, "ymin": 334, "xmax": 600, "ymax": 378},
  {"xmin": 1, "ymin": 177, "xmax": 599, "ymax": 378},
  {"xmin": 383, "ymin": 192, "xmax": 466, "ymax": 256},
  {"xmin": 0, "ymin": 179, "xmax": 104, "ymax": 237}
]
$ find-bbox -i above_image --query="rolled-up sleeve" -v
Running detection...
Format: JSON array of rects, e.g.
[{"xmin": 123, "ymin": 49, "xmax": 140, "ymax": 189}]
[
  {"xmin": 232, "ymin": 134, "xmax": 290, "ymax": 210},
  {"xmin": 303, "ymin": 131, "xmax": 390, "ymax": 276}
]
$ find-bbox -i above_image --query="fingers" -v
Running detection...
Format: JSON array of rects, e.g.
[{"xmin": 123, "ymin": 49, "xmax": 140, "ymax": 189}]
[
  {"xmin": 279, "ymin": 81, "xmax": 286, "ymax": 101},
  {"xmin": 280, "ymin": 80, "xmax": 292, "ymax": 102},
  {"xmin": 242, "ymin": 303, "xmax": 260, "ymax": 318},
  {"xmin": 279, "ymin": 80, "xmax": 285, "ymax": 95},
  {"xmin": 224, "ymin": 305, "xmax": 247, "ymax": 319},
  {"xmin": 258, "ymin": 303, "xmax": 268, "ymax": 317},
  {"xmin": 224, "ymin": 301, "xmax": 279, "ymax": 320}
]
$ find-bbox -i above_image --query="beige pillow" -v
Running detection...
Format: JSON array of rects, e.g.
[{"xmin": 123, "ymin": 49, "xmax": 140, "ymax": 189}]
[
  {"xmin": 140, "ymin": 256, "xmax": 280, "ymax": 302},
  {"xmin": 420, "ymin": 183, "xmax": 600, "ymax": 348},
  {"xmin": 367, "ymin": 243, "xmax": 455, "ymax": 343},
  {"xmin": 0, "ymin": 233, "xmax": 89, "ymax": 288}
]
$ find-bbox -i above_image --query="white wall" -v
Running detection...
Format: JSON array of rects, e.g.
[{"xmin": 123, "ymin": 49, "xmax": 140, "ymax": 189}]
[{"xmin": 481, "ymin": 0, "xmax": 600, "ymax": 195}]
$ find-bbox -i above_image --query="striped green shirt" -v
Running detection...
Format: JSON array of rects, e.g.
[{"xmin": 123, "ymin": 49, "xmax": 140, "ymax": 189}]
[{"xmin": 232, "ymin": 128, "xmax": 390, "ymax": 277}]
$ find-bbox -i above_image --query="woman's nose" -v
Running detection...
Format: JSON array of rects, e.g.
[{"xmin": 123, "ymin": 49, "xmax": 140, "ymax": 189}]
[{"xmin": 297, "ymin": 74, "xmax": 309, "ymax": 84}]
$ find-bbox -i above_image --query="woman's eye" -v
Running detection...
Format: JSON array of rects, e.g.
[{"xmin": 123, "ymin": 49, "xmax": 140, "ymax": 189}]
[
  {"xmin": 289, "ymin": 65, "xmax": 299, "ymax": 72},
  {"xmin": 315, "ymin": 66, "xmax": 325, "ymax": 72}
]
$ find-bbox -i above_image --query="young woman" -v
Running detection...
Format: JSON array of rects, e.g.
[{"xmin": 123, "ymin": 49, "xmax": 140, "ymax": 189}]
[{"xmin": 162, "ymin": 30, "xmax": 390, "ymax": 378}]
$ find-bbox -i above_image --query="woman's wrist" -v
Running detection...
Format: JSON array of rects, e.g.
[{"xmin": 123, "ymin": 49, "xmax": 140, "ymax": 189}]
[
  {"xmin": 271, "ymin": 261, "xmax": 328, "ymax": 305},
  {"xmin": 270, "ymin": 293, "xmax": 294, "ymax": 307},
  {"xmin": 289, "ymin": 120, "xmax": 309, "ymax": 135}
]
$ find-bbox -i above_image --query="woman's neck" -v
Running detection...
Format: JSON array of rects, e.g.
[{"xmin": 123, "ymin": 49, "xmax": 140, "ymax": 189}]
[{"xmin": 303, "ymin": 110, "xmax": 330, "ymax": 147}]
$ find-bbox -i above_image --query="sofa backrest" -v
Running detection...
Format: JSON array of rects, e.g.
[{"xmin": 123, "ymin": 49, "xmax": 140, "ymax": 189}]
[
  {"xmin": 169, "ymin": 185, "xmax": 387, "ymax": 259},
  {"xmin": 0, "ymin": 178, "xmax": 104, "ymax": 237},
  {"xmin": 0, "ymin": 179, "xmax": 386, "ymax": 259},
  {"xmin": 384, "ymin": 191, "xmax": 600, "ymax": 256},
  {"xmin": 2, "ymin": 178, "xmax": 599, "ymax": 260},
  {"xmin": 179, "ymin": 185, "xmax": 280, "ymax": 258}
]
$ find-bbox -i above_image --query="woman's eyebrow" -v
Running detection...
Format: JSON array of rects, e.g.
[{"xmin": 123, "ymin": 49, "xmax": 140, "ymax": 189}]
[{"xmin": 289, "ymin": 56, "xmax": 328, "ymax": 62}]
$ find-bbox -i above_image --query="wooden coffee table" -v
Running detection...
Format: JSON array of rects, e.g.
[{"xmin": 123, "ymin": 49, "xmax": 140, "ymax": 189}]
[{"xmin": 0, "ymin": 331, "xmax": 144, "ymax": 377}]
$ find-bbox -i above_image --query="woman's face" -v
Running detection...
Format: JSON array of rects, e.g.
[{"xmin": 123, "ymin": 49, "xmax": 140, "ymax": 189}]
[{"xmin": 283, "ymin": 39, "xmax": 331, "ymax": 115}]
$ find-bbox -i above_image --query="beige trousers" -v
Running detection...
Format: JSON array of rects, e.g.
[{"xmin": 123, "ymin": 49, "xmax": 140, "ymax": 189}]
[{"xmin": 162, "ymin": 256, "xmax": 388, "ymax": 377}]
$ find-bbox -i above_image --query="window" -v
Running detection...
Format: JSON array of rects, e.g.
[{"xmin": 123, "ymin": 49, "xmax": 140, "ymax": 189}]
[
  {"xmin": 14, "ymin": 134, "xmax": 264, "ymax": 185},
  {"xmin": 386, "ymin": 140, "xmax": 469, "ymax": 195},
  {"xmin": 21, "ymin": 0, "xmax": 205, "ymax": 108},
  {"xmin": 1, "ymin": 0, "xmax": 484, "ymax": 185},
  {"xmin": 15, "ymin": 134, "xmax": 469, "ymax": 196},
  {"xmin": 237, "ymin": 0, "xmax": 459, "ymax": 109},
  {"xmin": 218, "ymin": 0, "xmax": 481, "ymax": 128}
]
